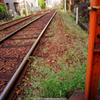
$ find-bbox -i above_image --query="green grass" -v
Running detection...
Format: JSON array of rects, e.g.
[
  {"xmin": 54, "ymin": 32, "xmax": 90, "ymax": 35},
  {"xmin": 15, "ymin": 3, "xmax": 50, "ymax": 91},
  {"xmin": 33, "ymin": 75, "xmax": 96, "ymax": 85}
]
[
  {"xmin": 43, "ymin": 47, "xmax": 49, "ymax": 53},
  {"xmin": 15, "ymin": 40, "xmax": 21, "ymax": 43}
]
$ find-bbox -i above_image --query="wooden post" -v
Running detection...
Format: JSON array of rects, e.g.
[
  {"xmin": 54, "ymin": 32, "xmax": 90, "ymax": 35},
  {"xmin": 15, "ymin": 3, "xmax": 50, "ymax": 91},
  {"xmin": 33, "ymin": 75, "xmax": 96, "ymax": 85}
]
[
  {"xmin": 64, "ymin": 0, "xmax": 66, "ymax": 12},
  {"xmin": 76, "ymin": 7, "xmax": 78, "ymax": 24},
  {"xmin": 85, "ymin": 0, "xmax": 100, "ymax": 100}
]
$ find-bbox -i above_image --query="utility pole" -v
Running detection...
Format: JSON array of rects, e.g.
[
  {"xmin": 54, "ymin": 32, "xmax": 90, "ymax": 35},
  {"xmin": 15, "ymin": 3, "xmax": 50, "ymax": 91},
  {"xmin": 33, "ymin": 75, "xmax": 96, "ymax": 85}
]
[
  {"xmin": 64, "ymin": 0, "xmax": 66, "ymax": 12},
  {"xmin": 69, "ymin": 0, "xmax": 71, "ymax": 12}
]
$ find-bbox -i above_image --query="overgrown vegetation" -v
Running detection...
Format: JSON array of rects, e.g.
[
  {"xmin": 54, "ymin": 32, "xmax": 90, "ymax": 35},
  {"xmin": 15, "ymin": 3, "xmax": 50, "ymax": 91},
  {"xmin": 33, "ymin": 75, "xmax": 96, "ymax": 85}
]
[
  {"xmin": 20, "ymin": 55, "xmax": 87, "ymax": 99},
  {"xmin": 0, "ymin": 3, "xmax": 8, "ymax": 20},
  {"xmin": 18, "ymin": 11, "xmax": 89, "ymax": 99},
  {"xmin": 38, "ymin": 0, "xmax": 46, "ymax": 9}
]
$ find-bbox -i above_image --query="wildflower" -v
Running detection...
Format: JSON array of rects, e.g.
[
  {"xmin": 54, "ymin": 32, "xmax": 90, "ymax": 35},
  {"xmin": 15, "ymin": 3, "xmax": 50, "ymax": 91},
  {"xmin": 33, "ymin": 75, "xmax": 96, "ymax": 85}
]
[
  {"xmin": 72, "ymin": 51, "xmax": 74, "ymax": 54},
  {"xmin": 82, "ymin": 62, "xmax": 85, "ymax": 65},
  {"xmin": 45, "ymin": 78, "xmax": 47, "ymax": 80},
  {"xmin": 56, "ymin": 76, "xmax": 58, "ymax": 79},
  {"xmin": 73, "ymin": 61, "xmax": 75, "ymax": 64},
  {"xmin": 38, "ymin": 82, "xmax": 40, "ymax": 84},
  {"xmin": 57, "ymin": 82, "xmax": 59, "ymax": 84},
  {"xmin": 55, "ymin": 66, "xmax": 57, "ymax": 69},
  {"xmin": 80, "ymin": 67, "xmax": 82, "ymax": 69},
  {"xmin": 78, "ymin": 60, "xmax": 80, "ymax": 63},
  {"xmin": 36, "ymin": 84, "xmax": 37, "ymax": 86},
  {"xmin": 78, "ymin": 83, "xmax": 80, "ymax": 86},
  {"xmin": 82, "ymin": 77, "xmax": 84, "ymax": 80},
  {"xmin": 57, "ymin": 69, "xmax": 61, "ymax": 72},
  {"xmin": 64, "ymin": 68, "xmax": 66, "ymax": 70},
  {"xmin": 60, "ymin": 77, "xmax": 62, "ymax": 80},
  {"xmin": 52, "ymin": 70, "xmax": 54, "ymax": 73},
  {"xmin": 34, "ymin": 76, "xmax": 36, "ymax": 79},
  {"xmin": 71, "ymin": 67, "xmax": 73, "ymax": 70},
  {"xmin": 71, "ymin": 64, "xmax": 72, "ymax": 67},
  {"xmin": 40, "ymin": 75, "xmax": 43, "ymax": 77}
]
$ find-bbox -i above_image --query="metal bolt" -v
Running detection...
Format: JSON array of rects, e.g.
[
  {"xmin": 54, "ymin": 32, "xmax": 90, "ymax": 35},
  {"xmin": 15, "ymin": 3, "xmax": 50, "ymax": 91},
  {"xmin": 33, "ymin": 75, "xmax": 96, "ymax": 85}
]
[
  {"xmin": 98, "ymin": 21, "xmax": 100, "ymax": 25},
  {"xmin": 97, "ymin": 34, "xmax": 100, "ymax": 39}
]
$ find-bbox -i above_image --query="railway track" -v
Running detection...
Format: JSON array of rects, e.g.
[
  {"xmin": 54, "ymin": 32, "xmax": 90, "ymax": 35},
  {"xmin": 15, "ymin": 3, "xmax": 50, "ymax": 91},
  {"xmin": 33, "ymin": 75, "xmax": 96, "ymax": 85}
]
[
  {"xmin": 0, "ymin": 9, "xmax": 57, "ymax": 100},
  {"xmin": 0, "ymin": 9, "xmax": 50, "ymax": 40}
]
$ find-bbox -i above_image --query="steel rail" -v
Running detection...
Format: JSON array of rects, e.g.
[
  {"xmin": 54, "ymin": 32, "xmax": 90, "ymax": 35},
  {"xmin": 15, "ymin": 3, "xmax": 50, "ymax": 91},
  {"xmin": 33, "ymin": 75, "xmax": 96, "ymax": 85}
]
[
  {"xmin": 0, "ymin": 10, "xmax": 51, "ymax": 43},
  {"xmin": 0, "ymin": 10, "xmax": 57, "ymax": 100}
]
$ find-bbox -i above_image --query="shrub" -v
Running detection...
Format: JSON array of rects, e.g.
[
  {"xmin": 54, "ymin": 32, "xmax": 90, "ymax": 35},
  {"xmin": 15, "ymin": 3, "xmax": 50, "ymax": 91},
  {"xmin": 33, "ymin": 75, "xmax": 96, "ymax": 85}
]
[
  {"xmin": 38, "ymin": 0, "xmax": 46, "ymax": 9},
  {"xmin": 23, "ymin": 9, "xmax": 26, "ymax": 16},
  {"xmin": 0, "ymin": 3, "xmax": 8, "ymax": 20}
]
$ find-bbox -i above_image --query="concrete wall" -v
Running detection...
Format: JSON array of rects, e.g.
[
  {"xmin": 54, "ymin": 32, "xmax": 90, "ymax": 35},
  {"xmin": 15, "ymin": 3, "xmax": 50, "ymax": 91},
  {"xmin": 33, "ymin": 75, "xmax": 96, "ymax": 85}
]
[
  {"xmin": 4, "ymin": 0, "xmax": 18, "ymax": 12},
  {"xmin": 3, "ymin": 0, "xmax": 39, "ymax": 13},
  {"xmin": 26, "ymin": 0, "xmax": 38, "ymax": 11}
]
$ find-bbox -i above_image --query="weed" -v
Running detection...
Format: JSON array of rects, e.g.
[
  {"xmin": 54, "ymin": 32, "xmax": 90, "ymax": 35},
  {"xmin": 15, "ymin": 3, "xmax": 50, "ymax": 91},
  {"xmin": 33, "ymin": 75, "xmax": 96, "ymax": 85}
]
[
  {"xmin": 43, "ymin": 47, "xmax": 49, "ymax": 53},
  {"xmin": 20, "ymin": 57, "xmax": 87, "ymax": 99},
  {"xmin": 15, "ymin": 40, "xmax": 21, "ymax": 43},
  {"xmin": 27, "ymin": 56, "xmax": 32, "ymax": 61}
]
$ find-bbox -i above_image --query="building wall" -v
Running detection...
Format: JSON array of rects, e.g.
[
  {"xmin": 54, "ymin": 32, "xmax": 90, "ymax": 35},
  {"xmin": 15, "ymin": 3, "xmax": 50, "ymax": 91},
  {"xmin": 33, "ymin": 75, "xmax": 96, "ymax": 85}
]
[
  {"xmin": 46, "ymin": 0, "xmax": 61, "ymax": 8},
  {"xmin": 21, "ymin": 0, "xmax": 39, "ymax": 12},
  {"xmin": 3, "ymin": 0, "xmax": 39, "ymax": 14},
  {"xmin": 4, "ymin": 0, "xmax": 18, "ymax": 12}
]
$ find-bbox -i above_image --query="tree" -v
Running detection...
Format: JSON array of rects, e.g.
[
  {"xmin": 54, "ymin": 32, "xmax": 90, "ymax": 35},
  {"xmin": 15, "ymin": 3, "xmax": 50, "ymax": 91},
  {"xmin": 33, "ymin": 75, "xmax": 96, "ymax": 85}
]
[
  {"xmin": 38, "ymin": 0, "xmax": 46, "ymax": 9},
  {"xmin": 0, "ymin": 3, "xmax": 8, "ymax": 20}
]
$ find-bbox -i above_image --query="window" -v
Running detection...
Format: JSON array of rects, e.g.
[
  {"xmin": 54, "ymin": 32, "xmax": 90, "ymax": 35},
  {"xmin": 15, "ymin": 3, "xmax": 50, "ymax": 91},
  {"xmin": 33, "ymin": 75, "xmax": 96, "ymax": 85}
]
[
  {"xmin": 31, "ymin": 3, "xmax": 33, "ymax": 7},
  {"xmin": 6, "ymin": 3, "xmax": 10, "ymax": 10}
]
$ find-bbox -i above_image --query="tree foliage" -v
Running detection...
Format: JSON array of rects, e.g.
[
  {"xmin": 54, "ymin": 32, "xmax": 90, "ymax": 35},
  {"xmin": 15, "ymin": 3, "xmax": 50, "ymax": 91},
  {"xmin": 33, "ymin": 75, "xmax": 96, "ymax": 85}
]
[
  {"xmin": 38, "ymin": 0, "xmax": 46, "ymax": 9},
  {"xmin": 63, "ymin": 1, "xmax": 69, "ymax": 10},
  {"xmin": 0, "ymin": 3, "xmax": 8, "ymax": 20}
]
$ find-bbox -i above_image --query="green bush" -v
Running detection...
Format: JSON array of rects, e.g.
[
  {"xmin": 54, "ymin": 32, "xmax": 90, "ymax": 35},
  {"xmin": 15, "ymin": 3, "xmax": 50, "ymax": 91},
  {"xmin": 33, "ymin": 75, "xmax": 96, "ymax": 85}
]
[
  {"xmin": 38, "ymin": 0, "xmax": 46, "ymax": 9},
  {"xmin": 23, "ymin": 9, "xmax": 26, "ymax": 16},
  {"xmin": 0, "ymin": 3, "xmax": 8, "ymax": 20}
]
